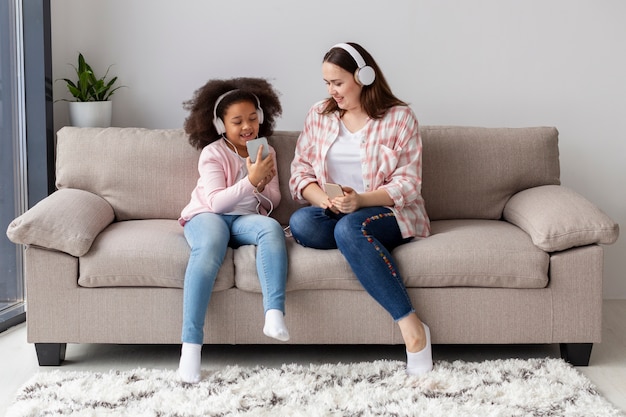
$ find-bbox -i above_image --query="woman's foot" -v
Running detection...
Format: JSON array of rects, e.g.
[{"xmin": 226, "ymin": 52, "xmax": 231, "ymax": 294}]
[
  {"xmin": 263, "ymin": 309, "xmax": 290, "ymax": 341},
  {"xmin": 178, "ymin": 342, "xmax": 202, "ymax": 383},
  {"xmin": 406, "ymin": 323, "xmax": 433, "ymax": 376}
]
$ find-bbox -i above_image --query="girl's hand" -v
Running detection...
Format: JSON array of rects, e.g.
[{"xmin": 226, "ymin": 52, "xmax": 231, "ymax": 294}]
[
  {"xmin": 247, "ymin": 146, "xmax": 275, "ymax": 191},
  {"xmin": 254, "ymin": 168, "xmax": 276, "ymax": 192}
]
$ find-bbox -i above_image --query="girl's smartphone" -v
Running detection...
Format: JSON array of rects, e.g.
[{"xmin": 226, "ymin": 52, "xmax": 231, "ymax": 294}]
[
  {"xmin": 246, "ymin": 137, "xmax": 269, "ymax": 162},
  {"xmin": 325, "ymin": 183, "xmax": 344, "ymax": 199}
]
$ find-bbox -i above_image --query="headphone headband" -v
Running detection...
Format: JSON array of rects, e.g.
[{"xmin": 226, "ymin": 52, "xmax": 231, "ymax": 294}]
[
  {"xmin": 212, "ymin": 89, "xmax": 264, "ymax": 135},
  {"xmin": 331, "ymin": 43, "xmax": 376, "ymax": 86}
]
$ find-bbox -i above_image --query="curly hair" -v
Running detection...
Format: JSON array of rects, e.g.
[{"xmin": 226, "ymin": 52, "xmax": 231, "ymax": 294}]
[
  {"xmin": 321, "ymin": 42, "xmax": 407, "ymax": 119},
  {"xmin": 183, "ymin": 77, "xmax": 282, "ymax": 150}
]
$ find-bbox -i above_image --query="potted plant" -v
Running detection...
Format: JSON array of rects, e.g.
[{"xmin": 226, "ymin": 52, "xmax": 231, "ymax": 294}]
[{"xmin": 58, "ymin": 53, "xmax": 125, "ymax": 127}]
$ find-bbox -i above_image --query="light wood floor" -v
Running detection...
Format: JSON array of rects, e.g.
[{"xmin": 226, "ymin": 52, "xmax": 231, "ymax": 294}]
[{"xmin": 2, "ymin": 300, "xmax": 625, "ymax": 415}]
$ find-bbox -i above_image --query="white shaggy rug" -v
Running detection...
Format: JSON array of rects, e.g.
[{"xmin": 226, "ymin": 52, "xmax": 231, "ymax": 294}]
[{"xmin": 7, "ymin": 358, "xmax": 624, "ymax": 417}]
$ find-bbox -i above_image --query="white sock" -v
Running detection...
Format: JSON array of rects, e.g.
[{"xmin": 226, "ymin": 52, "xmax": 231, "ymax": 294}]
[
  {"xmin": 263, "ymin": 309, "xmax": 290, "ymax": 341},
  {"xmin": 178, "ymin": 342, "xmax": 202, "ymax": 383},
  {"xmin": 406, "ymin": 323, "xmax": 433, "ymax": 377}
]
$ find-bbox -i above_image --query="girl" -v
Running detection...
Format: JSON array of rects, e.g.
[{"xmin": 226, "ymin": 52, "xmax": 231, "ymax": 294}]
[{"xmin": 178, "ymin": 78, "xmax": 289, "ymax": 383}]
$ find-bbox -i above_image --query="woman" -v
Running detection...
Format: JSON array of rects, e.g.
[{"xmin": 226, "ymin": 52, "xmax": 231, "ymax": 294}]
[
  {"xmin": 289, "ymin": 42, "xmax": 432, "ymax": 376},
  {"xmin": 178, "ymin": 78, "xmax": 289, "ymax": 383}
]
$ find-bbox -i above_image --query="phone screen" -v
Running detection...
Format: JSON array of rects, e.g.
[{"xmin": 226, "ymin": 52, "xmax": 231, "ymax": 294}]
[{"xmin": 246, "ymin": 137, "xmax": 269, "ymax": 162}]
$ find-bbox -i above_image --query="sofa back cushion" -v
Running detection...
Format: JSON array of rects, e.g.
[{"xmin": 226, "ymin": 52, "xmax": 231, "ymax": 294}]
[
  {"xmin": 420, "ymin": 126, "xmax": 560, "ymax": 220},
  {"xmin": 56, "ymin": 127, "xmax": 200, "ymax": 221},
  {"xmin": 268, "ymin": 132, "xmax": 301, "ymax": 225},
  {"xmin": 55, "ymin": 125, "xmax": 561, "ymax": 223}
]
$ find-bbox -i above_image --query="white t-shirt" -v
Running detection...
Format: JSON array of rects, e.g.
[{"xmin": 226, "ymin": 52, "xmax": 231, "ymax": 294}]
[{"xmin": 326, "ymin": 122, "xmax": 365, "ymax": 193}]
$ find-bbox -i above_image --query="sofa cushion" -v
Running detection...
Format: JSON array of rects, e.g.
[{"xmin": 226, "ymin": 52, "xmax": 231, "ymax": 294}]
[
  {"xmin": 234, "ymin": 219, "xmax": 549, "ymax": 293},
  {"xmin": 235, "ymin": 238, "xmax": 364, "ymax": 292},
  {"xmin": 503, "ymin": 185, "xmax": 620, "ymax": 252},
  {"xmin": 268, "ymin": 132, "xmax": 301, "ymax": 226},
  {"xmin": 53, "ymin": 127, "xmax": 562, "ymax": 226},
  {"xmin": 78, "ymin": 219, "xmax": 234, "ymax": 290},
  {"xmin": 6, "ymin": 188, "xmax": 114, "ymax": 257},
  {"xmin": 420, "ymin": 126, "xmax": 560, "ymax": 221},
  {"xmin": 55, "ymin": 127, "xmax": 200, "ymax": 221},
  {"xmin": 395, "ymin": 220, "xmax": 549, "ymax": 288}
]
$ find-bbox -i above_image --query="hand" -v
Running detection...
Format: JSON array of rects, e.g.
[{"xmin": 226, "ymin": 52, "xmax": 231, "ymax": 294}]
[
  {"xmin": 247, "ymin": 146, "xmax": 275, "ymax": 191},
  {"xmin": 328, "ymin": 186, "xmax": 360, "ymax": 213},
  {"xmin": 320, "ymin": 196, "xmax": 340, "ymax": 213},
  {"xmin": 254, "ymin": 168, "xmax": 276, "ymax": 192}
]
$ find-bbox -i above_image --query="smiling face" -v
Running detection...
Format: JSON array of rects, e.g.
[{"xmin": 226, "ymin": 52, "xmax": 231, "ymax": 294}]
[
  {"xmin": 322, "ymin": 62, "xmax": 363, "ymax": 113},
  {"xmin": 222, "ymin": 100, "xmax": 259, "ymax": 156}
]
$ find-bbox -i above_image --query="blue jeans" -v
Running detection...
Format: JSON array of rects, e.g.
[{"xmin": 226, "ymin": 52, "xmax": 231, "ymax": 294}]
[
  {"xmin": 289, "ymin": 206, "xmax": 415, "ymax": 321},
  {"xmin": 182, "ymin": 212, "xmax": 287, "ymax": 344}
]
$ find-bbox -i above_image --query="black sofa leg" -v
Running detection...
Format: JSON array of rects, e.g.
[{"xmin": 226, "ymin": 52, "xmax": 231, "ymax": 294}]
[
  {"xmin": 559, "ymin": 343, "xmax": 593, "ymax": 366},
  {"xmin": 35, "ymin": 343, "xmax": 67, "ymax": 366}
]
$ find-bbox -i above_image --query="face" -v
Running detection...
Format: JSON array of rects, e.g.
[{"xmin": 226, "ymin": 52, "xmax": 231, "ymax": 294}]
[
  {"xmin": 322, "ymin": 62, "xmax": 363, "ymax": 113},
  {"xmin": 222, "ymin": 100, "xmax": 260, "ymax": 156}
]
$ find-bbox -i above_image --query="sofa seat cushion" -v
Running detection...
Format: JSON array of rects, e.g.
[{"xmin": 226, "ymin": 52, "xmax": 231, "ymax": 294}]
[
  {"xmin": 234, "ymin": 219, "xmax": 549, "ymax": 293},
  {"xmin": 235, "ymin": 238, "xmax": 364, "ymax": 292},
  {"xmin": 395, "ymin": 220, "xmax": 549, "ymax": 288},
  {"xmin": 78, "ymin": 219, "xmax": 234, "ymax": 290}
]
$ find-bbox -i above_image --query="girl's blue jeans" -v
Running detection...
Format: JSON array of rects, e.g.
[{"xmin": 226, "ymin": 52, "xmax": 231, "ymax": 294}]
[
  {"xmin": 182, "ymin": 212, "xmax": 287, "ymax": 345},
  {"xmin": 289, "ymin": 206, "xmax": 415, "ymax": 321}
]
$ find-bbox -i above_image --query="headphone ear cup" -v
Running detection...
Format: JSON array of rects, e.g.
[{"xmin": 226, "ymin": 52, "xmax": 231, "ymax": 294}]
[
  {"xmin": 213, "ymin": 116, "xmax": 225, "ymax": 135},
  {"xmin": 256, "ymin": 107, "xmax": 264, "ymax": 124},
  {"xmin": 355, "ymin": 65, "xmax": 376, "ymax": 86}
]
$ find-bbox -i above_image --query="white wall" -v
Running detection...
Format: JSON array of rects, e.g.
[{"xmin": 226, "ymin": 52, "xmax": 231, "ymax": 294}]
[{"xmin": 51, "ymin": 0, "xmax": 626, "ymax": 298}]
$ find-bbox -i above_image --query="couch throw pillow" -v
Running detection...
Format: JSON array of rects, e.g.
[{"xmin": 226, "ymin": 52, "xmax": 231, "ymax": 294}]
[
  {"xmin": 6, "ymin": 188, "xmax": 115, "ymax": 257},
  {"xmin": 503, "ymin": 185, "xmax": 619, "ymax": 252}
]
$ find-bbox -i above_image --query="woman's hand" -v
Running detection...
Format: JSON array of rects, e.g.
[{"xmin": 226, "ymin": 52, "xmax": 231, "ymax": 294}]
[
  {"xmin": 329, "ymin": 187, "xmax": 394, "ymax": 213},
  {"xmin": 303, "ymin": 184, "xmax": 392, "ymax": 214},
  {"xmin": 302, "ymin": 183, "xmax": 339, "ymax": 212},
  {"xmin": 328, "ymin": 187, "xmax": 360, "ymax": 213}
]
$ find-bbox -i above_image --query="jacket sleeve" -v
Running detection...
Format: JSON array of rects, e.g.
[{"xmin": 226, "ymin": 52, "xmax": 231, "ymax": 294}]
[
  {"xmin": 289, "ymin": 105, "xmax": 324, "ymax": 203},
  {"xmin": 377, "ymin": 108, "xmax": 422, "ymax": 210}
]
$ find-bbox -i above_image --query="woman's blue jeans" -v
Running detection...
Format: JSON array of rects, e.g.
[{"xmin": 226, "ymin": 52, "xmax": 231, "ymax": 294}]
[
  {"xmin": 289, "ymin": 206, "xmax": 415, "ymax": 321},
  {"xmin": 182, "ymin": 212, "xmax": 287, "ymax": 345}
]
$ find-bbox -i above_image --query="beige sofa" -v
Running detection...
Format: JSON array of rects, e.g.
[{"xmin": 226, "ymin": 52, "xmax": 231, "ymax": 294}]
[{"xmin": 7, "ymin": 126, "xmax": 619, "ymax": 367}]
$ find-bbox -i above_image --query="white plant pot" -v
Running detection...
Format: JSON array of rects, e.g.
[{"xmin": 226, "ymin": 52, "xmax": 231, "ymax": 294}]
[{"xmin": 68, "ymin": 101, "xmax": 113, "ymax": 128}]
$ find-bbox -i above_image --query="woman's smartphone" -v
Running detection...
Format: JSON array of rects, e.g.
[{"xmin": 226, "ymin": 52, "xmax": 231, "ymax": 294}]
[
  {"xmin": 325, "ymin": 183, "xmax": 344, "ymax": 199},
  {"xmin": 246, "ymin": 137, "xmax": 269, "ymax": 162}
]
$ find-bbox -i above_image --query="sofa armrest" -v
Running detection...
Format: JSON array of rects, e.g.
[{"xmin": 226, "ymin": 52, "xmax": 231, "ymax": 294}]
[
  {"xmin": 6, "ymin": 188, "xmax": 115, "ymax": 257},
  {"xmin": 503, "ymin": 185, "xmax": 619, "ymax": 252}
]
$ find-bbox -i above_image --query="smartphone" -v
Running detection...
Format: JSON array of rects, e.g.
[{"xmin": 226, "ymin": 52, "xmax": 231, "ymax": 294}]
[
  {"xmin": 325, "ymin": 183, "xmax": 344, "ymax": 199},
  {"xmin": 246, "ymin": 137, "xmax": 269, "ymax": 162}
]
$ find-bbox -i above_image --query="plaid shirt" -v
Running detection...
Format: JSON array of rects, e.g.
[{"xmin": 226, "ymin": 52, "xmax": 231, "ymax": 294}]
[{"xmin": 289, "ymin": 101, "xmax": 430, "ymax": 239}]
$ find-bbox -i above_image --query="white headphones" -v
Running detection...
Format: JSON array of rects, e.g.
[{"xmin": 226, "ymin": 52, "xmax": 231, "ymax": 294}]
[
  {"xmin": 332, "ymin": 43, "xmax": 376, "ymax": 86},
  {"xmin": 212, "ymin": 89, "xmax": 264, "ymax": 135}
]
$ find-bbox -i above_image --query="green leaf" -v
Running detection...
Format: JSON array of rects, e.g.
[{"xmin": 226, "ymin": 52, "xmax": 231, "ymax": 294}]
[{"xmin": 56, "ymin": 52, "xmax": 125, "ymax": 102}]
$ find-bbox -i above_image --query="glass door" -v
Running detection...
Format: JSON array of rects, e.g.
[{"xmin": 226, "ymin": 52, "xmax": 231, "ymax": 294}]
[{"xmin": 0, "ymin": 0, "xmax": 27, "ymax": 331}]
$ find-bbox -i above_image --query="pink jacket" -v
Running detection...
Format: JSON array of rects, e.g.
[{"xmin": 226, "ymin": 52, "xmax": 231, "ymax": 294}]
[
  {"xmin": 289, "ymin": 101, "xmax": 430, "ymax": 239},
  {"xmin": 179, "ymin": 139, "xmax": 281, "ymax": 225}
]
